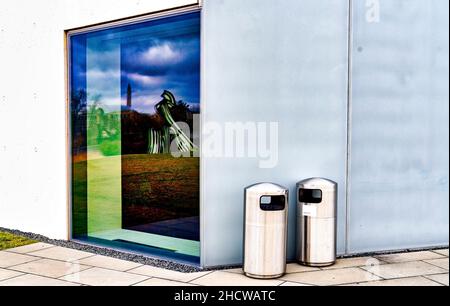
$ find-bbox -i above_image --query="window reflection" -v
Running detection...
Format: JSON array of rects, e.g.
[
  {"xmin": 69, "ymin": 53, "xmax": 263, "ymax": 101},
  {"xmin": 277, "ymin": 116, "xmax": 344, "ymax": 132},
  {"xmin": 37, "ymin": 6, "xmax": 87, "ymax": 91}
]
[{"xmin": 70, "ymin": 11, "xmax": 201, "ymax": 263}]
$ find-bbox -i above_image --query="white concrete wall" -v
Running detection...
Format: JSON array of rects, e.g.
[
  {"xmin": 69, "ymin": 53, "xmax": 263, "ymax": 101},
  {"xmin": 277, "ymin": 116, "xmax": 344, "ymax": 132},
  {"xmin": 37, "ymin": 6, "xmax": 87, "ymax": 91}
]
[{"xmin": 0, "ymin": 0, "xmax": 197, "ymax": 239}]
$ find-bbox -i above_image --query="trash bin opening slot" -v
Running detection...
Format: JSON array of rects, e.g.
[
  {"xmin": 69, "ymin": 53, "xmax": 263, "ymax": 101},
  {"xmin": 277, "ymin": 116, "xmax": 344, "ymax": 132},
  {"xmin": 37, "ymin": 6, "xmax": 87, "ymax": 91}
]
[
  {"xmin": 299, "ymin": 189, "xmax": 322, "ymax": 204},
  {"xmin": 260, "ymin": 195, "xmax": 286, "ymax": 211}
]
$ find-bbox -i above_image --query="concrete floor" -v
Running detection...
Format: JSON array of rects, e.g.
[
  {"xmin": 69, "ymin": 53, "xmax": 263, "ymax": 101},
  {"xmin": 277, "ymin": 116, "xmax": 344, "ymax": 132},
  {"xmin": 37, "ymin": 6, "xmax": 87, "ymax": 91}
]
[{"xmin": 0, "ymin": 243, "xmax": 448, "ymax": 286}]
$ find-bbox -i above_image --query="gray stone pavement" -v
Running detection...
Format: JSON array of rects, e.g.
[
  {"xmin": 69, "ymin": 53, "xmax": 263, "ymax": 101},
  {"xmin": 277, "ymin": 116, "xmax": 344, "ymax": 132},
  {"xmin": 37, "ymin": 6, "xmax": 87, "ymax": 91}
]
[{"xmin": 0, "ymin": 243, "xmax": 448, "ymax": 286}]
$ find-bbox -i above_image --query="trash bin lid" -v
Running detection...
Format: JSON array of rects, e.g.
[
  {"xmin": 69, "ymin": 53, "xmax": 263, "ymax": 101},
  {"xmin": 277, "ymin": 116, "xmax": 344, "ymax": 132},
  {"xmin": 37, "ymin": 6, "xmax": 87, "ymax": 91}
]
[
  {"xmin": 245, "ymin": 182, "xmax": 288, "ymax": 194},
  {"xmin": 297, "ymin": 178, "xmax": 337, "ymax": 192}
]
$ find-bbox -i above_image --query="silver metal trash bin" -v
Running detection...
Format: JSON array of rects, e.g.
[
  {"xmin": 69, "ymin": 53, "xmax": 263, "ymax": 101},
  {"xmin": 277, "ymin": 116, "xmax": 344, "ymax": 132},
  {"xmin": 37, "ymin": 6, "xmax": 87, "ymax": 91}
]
[
  {"xmin": 243, "ymin": 183, "xmax": 289, "ymax": 279},
  {"xmin": 296, "ymin": 178, "xmax": 337, "ymax": 267}
]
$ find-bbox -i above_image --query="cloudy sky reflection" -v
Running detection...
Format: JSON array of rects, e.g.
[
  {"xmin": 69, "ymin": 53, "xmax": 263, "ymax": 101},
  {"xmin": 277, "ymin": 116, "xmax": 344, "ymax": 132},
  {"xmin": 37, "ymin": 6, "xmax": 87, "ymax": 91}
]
[{"xmin": 74, "ymin": 12, "xmax": 200, "ymax": 115}]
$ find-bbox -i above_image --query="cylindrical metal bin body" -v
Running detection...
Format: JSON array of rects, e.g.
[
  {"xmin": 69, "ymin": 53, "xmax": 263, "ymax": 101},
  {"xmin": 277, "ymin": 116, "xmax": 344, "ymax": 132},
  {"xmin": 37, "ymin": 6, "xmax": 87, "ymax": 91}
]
[
  {"xmin": 296, "ymin": 178, "xmax": 337, "ymax": 267},
  {"xmin": 244, "ymin": 183, "xmax": 289, "ymax": 279}
]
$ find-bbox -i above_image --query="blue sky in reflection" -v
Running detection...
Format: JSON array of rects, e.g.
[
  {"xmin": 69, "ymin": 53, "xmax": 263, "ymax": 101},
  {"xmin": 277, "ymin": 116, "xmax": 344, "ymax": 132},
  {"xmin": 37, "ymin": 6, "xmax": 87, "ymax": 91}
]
[{"xmin": 71, "ymin": 12, "xmax": 200, "ymax": 115}]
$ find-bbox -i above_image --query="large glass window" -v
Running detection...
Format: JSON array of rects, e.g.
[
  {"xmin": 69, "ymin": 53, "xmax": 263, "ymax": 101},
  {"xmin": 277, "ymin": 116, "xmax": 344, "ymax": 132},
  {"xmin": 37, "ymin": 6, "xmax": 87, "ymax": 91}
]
[{"xmin": 69, "ymin": 11, "xmax": 201, "ymax": 264}]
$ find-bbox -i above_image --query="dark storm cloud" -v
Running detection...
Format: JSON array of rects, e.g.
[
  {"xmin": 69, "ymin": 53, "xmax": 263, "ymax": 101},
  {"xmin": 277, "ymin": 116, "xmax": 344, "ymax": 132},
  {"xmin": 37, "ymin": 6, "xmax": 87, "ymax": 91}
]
[{"xmin": 121, "ymin": 34, "xmax": 200, "ymax": 114}]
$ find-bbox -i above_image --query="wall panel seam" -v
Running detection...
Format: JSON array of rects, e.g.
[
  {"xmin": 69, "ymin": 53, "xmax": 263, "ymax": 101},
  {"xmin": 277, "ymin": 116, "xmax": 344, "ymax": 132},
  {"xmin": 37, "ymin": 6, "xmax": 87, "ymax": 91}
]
[{"xmin": 345, "ymin": 0, "xmax": 354, "ymax": 255}]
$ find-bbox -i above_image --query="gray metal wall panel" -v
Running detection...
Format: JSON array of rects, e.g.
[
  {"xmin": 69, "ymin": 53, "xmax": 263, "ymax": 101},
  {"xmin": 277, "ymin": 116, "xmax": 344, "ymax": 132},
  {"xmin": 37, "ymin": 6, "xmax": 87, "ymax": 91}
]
[
  {"xmin": 202, "ymin": 0, "xmax": 349, "ymax": 267},
  {"xmin": 348, "ymin": 0, "xmax": 449, "ymax": 253}
]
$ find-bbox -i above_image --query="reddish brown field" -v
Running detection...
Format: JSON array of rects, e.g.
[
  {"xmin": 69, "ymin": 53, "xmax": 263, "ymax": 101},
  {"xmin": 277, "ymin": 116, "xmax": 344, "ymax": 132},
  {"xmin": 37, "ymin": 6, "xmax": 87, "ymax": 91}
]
[
  {"xmin": 121, "ymin": 154, "xmax": 200, "ymax": 228},
  {"xmin": 72, "ymin": 154, "xmax": 199, "ymax": 237}
]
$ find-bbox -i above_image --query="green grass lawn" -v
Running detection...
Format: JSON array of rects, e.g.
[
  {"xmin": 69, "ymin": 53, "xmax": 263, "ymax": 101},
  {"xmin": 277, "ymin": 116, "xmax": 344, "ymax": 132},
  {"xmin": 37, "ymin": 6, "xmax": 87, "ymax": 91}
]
[{"xmin": 0, "ymin": 232, "xmax": 37, "ymax": 250}]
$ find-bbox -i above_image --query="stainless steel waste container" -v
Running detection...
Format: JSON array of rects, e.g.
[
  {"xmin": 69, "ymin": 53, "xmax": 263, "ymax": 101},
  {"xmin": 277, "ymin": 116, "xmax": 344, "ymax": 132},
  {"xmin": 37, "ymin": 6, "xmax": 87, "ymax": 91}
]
[
  {"xmin": 296, "ymin": 178, "xmax": 337, "ymax": 267},
  {"xmin": 244, "ymin": 183, "xmax": 289, "ymax": 279}
]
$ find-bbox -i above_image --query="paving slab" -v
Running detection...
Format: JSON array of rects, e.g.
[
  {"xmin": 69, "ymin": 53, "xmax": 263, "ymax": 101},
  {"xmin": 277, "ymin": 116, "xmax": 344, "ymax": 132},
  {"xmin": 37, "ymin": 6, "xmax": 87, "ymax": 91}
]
[
  {"xmin": 0, "ymin": 251, "xmax": 39, "ymax": 268},
  {"xmin": 433, "ymin": 249, "xmax": 449, "ymax": 257},
  {"xmin": 128, "ymin": 265, "xmax": 211, "ymax": 282},
  {"xmin": 280, "ymin": 281, "xmax": 312, "ymax": 286},
  {"xmin": 286, "ymin": 263, "xmax": 320, "ymax": 273},
  {"xmin": 280, "ymin": 268, "xmax": 381, "ymax": 286},
  {"xmin": 223, "ymin": 268, "xmax": 244, "ymax": 274},
  {"xmin": 28, "ymin": 246, "xmax": 94, "ymax": 262},
  {"xmin": 10, "ymin": 258, "xmax": 91, "ymax": 278},
  {"xmin": 424, "ymin": 258, "xmax": 449, "ymax": 270},
  {"xmin": 0, "ymin": 268, "xmax": 23, "ymax": 281},
  {"xmin": 425, "ymin": 274, "xmax": 449, "ymax": 286},
  {"xmin": 190, "ymin": 271, "xmax": 284, "ymax": 286},
  {"xmin": 134, "ymin": 278, "xmax": 197, "ymax": 286},
  {"xmin": 363, "ymin": 261, "xmax": 447, "ymax": 279},
  {"xmin": 345, "ymin": 276, "xmax": 442, "ymax": 286},
  {"xmin": 77, "ymin": 255, "xmax": 142, "ymax": 272},
  {"xmin": 322, "ymin": 257, "xmax": 380, "ymax": 270},
  {"xmin": 61, "ymin": 267, "xmax": 148, "ymax": 286},
  {"xmin": 0, "ymin": 274, "xmax": 80, "ymax": 286},
  {"xmin": 376, "ymin": 251, "xmax": 445, "ymax": 264},
  {"xmin": 6, "ymin": 243, "xmax": 54, "ymax": 254}
]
